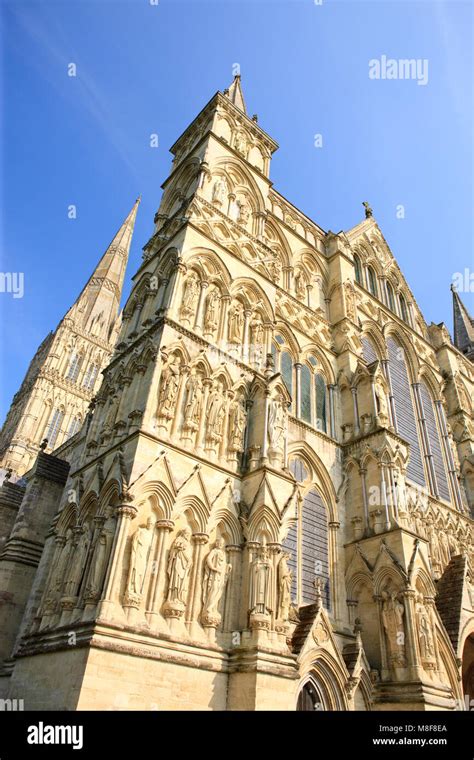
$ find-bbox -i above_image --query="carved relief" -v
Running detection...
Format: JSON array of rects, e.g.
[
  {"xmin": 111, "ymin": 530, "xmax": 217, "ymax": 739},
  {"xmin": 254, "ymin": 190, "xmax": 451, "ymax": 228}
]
[
  {"xmin": 249, "ymin": 545, "xmax": 274, "ymax": 620},
  {"xmin": 156, "ymin": 354, "xmax": 182, "ymax": 422},
  {"xmin": 164, "ymin": 528, "xmax": 193, "ymax": 617},
  {"xmin": 201, "ymin": 537, "xmax": 231, "ymax": 627},
  {"xmin": 381, "ymin": 590, "xmax": 406, "ymax": 668},
  {"xmin": 124, "ymin": 516, "xmax": 155, "ymax": 606},
  {"xmin": 277, "ymin": 551, "xmax": 292, "ymax": 622}
]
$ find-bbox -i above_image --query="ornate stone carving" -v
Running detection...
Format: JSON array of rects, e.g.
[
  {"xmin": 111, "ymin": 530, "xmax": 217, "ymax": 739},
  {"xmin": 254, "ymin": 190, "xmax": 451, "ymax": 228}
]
[
  {"xmin": 228, "ymin": 395, "xmax": 246, "ymax": 455},
  {"xmin": 249, "ymin": 545, "xmax": 274, "ymax": 618},
  {"xmin": 277, "ymin": 551, "xmax": 292, "ymax": 622},
  {"xmin": 63, "ymin": 524, "xmax": 92, "ymax": 598},
  {"xmin": 205, "ymin": 382, "xmax": 226, "ymax": 445},
  {"xmin": 180, "ymin": 274, "xmax": 199, "ymax": 321},
  {"xmin": 201, "ymin": 537, "xmax": 231, "ymax": 627},
  {"xmin": 415, "ymin": 593, "xmax": 436, "ymax": 668},
  {"xmin": 124, "ymin": 516, "xmax": 155, "ymax": 606},
  {"xmin": 228, "ymin": 302, "xmax": 244, "ymax": 343},
  {"xmin": 84, "ymin": 508, "xmax": 116, "ymax": 601},
  {"xmin": 164, "ymin": 528, "xmax": 193, "ymax": 616},
  {"xmin": 381, "ymin": 590, "xmax": 406, "ymax": 667},
  {"xmin": 212, "ymin": 176, "xmax": 228, "ymax": 206},
  {"xmin": 156, "ymin": 355, "xmax": 182, "ymax": 422},
  {"xmin": 182, "ymin": 368, "xmax": 203, "ymax": 434},
  {"xmin": 203, "ymin": 288, "xmax": 220, "ymax": 334}
]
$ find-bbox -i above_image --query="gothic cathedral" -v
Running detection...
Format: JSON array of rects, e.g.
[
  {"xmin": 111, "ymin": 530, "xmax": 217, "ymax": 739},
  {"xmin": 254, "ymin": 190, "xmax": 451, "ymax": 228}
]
[{"xmin": 0, "ymin": 77, "xmax": 473, "ymax": 711}]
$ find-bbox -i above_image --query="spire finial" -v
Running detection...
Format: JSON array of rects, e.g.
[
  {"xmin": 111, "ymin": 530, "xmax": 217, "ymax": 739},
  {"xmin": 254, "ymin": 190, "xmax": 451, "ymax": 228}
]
[
  {"xmin": 225, "ymin": 74, "xmax": 247, "ymax": 114},
  {"xmin": 362, "ymin": 201, "xmax": 373, "ymax": 219}
]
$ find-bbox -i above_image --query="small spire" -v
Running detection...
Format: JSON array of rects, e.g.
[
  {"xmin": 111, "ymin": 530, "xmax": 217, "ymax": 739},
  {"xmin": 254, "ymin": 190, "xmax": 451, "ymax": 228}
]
[
  {"xmin": 451, "ymin": 285, "xmax": 474, "ymax": 360},
  {"xmin": 226, "ymin": 74, "xmax": 247, "ymax": 114}
]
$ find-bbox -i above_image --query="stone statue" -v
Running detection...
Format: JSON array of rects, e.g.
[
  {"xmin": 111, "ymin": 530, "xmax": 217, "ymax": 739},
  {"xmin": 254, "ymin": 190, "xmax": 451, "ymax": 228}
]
[
  {"xmin": 238, "ymin": 199, "xmax": 250, "ymax": 225},
  {"xmin": 212, "ymin": 176, "xmax": 228, "ymax": 205},
  {"xmin": 182, "ymin": 369, "xmax": 203, "ymax": 431},
  {"xmin": 181, "ymin": 275, "xmax": 199, "ymax": 315},
  {"xmin": 363, "ymin": 201, "xmax": 373, "ymax": 218},
  {"xmin": 166, "ymin": 528, "xmax": 192, "ymax": 605},
  {"xmin": 86, "ymin": 509, "xmax": 116, "ymax": 598},
  {"xmin": 249, "ymin": 545, "xmax": 274, "ymax": 616},
  {"xmin": 203, "ymin": 288, "xmax": 219, "ymax": 332},
  {"xmin": 228, "ymin": 396, "xmax": 246, "ymax": 452},
  {"xmin": 156, "ymin": 355, "xmax": 181, "ymax": 420},
  {"xmin": 201, "ymin": 537, "xmax": 231, "ymax": 622},
  {"xmin": 206, "ymin": 382, "xmax": 226, "ymax": 443},
  {"xmin": 295, "ymin": 273, "xmax": 306, "ymax": 301},
  {"xmin": 416, "ymin": 595, "xmax": 436, "ymax": 661},
  {"xmin": 381, "ymin": 590, "xmax": 406, "ymax": 665},
  {"xmin": 277, "ymin": 551, "xmax": 292, "ymax": 621},
  {"xmin": 374, "ymin": 374, "xmax": 389, "ymax": 422},
  {"xmin": 250, "ymin": 319, "xmax": 263, "ymax": 349},
  {"xmin": 64, "ymin": 524, "xmax": 92, "ymax": 598},
  {"xmin": 228, "ymin": 302, "xmax": 244, "ymax": 343},
  {"xmin": 234, "ymin": 131, "xmax": 247, "ymax": 155},
  {"xmin": 125, "ymin": 517, "xmax": 155, "ymax": 599},
  {"xmin": 267, "ymin": 394, "xmax": 287, "ymax": 451},
  {"xmin": 42, "ymin": 529, "xmax": 74, "ymax": 611}
]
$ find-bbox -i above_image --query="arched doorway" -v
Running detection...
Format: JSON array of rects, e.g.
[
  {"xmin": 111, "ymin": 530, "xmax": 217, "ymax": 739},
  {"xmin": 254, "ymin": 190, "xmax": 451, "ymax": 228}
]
[
  {"xmin": 462, "ymin": 633, "xmax": 474, "ymax": 710},
  {"xmin": 297, "ymin": 680, "xmax": 324, "ymax": 711}
]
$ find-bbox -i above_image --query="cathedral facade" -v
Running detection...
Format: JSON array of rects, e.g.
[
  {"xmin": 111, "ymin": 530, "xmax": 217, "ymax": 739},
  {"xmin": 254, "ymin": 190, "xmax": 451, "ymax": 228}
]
[{"xmin": 0, "ymin": 77, "xmax": 473, "ymax": 711}]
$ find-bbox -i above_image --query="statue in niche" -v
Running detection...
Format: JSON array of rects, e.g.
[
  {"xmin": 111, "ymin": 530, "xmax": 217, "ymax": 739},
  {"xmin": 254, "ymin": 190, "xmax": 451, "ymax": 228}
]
[
  {"xmin": 234, "ymin": 131, "xmax": 247, "ymax": 155},
  {"xmin": 181, "ymin": 275, "xmax": 199, "ymax": 318},
  {"xmin": 85, "ymin": 508, "xmax": 116, "ymax": 599},
  {"xmin": 344, "ymin": 280, "xmax": 356, "ymax": 320},
  {"xmin": 166, "ymin": 528, "xmax": 193, "ymax": 605},
  {"xmin": 228, "ymin": 395, "xmax": 246, "ymax": 452},
  {"xmin": 249, "ymin": 545, "xmax": 274, "ymax": 616},
  {"xmin": 156, "ymin": 354, "xmax": 182, "ymax": 420},
  {"xmin": 206, "ymin": 382, "xmax": 226, "ymax": 443},
  {"xmin": 42, "ymin": 529, "xmax": 74, "ymax": 611},
  {"xmin": 374, "ymin": 374, "xmax": 389, "ymax": 422},
  {"xmin": 381, "ymin": 590, "xmax": 406, "ymax": 666},
  {"xmin": 277, "ymin": 551, "xmax": 293, "ymax": 621},
  {"xmin": 182, "ymin": 368, "xmax": 203, "ymax": 432},
  {"xmin": 415, "ymin": 593, "xmax": 436, "ymax": 662},
  {"xmin": 201, "ymin": 537, "xmax": 231, "ymax": 622},
  {"xmin": 64, "ymin": 524, "xmax": 92, "ymax": 598},
  {"xmin": 295, "ymin": 273, "xmax": 306, "ymax": 302},
  {"xmin": 203, "ymin": 288, "xmax": 220, "ymax": 333},
  {"xmin": 250, "ymin": 318, "xmax": 263, "ymax": 349},
  {"xmin": 228, "ymin": 302, "xmax": 244, "ymax": 343},
  {"xmin": 212, "ymin": 176, "xmax": 228, "ymax": 205},
  {"xmin": 268, "ymin": 256, "xmax": 282, "ymax": 283},
  {"xmin": 267, "ymin": 393, "xmax": 287, "ymax": 451},
  {"xmin": 125, "ymin": 516, "xmax": 155, "ymax": 599},
  {"xmin": 238, "ymin": 199, "xmax": 251, "ymax": 225}
]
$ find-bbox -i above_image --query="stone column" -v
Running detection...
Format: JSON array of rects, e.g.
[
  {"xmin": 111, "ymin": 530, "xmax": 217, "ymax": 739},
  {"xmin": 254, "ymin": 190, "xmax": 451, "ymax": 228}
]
[
  {"xmin": 155, "ymin": 276, "xmax": 170, "ymax": 315},
  {"xmin": 146, "ymin": 519, "xmax": 174, "ymax": 631},
  {"xmin": 375, "ymin": 594, "xmax": 390, "ymax": 681},
  {"xmin": 401, "ymin": 589, "xmax": 423, "ymax": 680},
  {"xmin": 263, "ymin": 322, "xmax": 273, "ymax": 357},
  {"xmin": 167, "ymin": 258, "xmax": 186, "ymax": 315},
  {"xmin": 242, "ymin": 309, "xmax": 252, "ymax": 362},
  {"xmin": 97, "ymin": 503, "xmax": 137, "ymax": 621},
  {"xmin": 329, "ymin": 384, "xmax": 337, "ymax": 438},
  {"xmin": 194, "ymin": 280, "xmax": 209, "ymax": 332},
  {"xmin": 382, "ymin": 359, "xmax": 397, "ymax": 430},
  {"xmin": 379, "ymin": 464, "xmax": 391, "ymax": 531},
  {"xmin": 359, "ymin": 467, "xmax": 370, "ymax": 535},
  {"xmin": 351, "ymin": 387, "xmax": 360, "ymax": 435},
  {"xmin": 294, "ymin": 363, "xmax": 302, "ymax": 419},
  {"xmin": 196, "ymin": 379, "xmax": 212, "ymax": 455},
  {"xmin": 218, "ymin": 295, "xmax": 230, "ymax": 345},
  {"xmin": 223, "ymin": 544, "xmax": 242, "ymax": 635},
  {"xmin": 186, "ymin": 532, "xmax": 209, "ymax": 637},
  {"xmin": 328, "ymin": 521, "xmax": 342, "ymax": 620}
]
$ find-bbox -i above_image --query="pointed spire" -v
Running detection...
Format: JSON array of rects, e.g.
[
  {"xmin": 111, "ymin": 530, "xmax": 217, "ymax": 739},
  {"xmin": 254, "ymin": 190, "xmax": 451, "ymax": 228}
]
[
  {"xmin": 451, "ymin": 284, "xmax": 474, "ymax": 360},
  {"xmin": 66, "ymin": 197, "xmax": 140, "ymax": 337},
  {"xmin": 226, "ymin": 74, "xmax": 247, "ymax": 114}
]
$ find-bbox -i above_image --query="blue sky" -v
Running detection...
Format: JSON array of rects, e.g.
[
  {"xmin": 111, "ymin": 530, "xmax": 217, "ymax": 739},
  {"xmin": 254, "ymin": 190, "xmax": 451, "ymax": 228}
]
[{"xmin": 1, "ymin": 0, "xmax": 473, "ymax": 422}]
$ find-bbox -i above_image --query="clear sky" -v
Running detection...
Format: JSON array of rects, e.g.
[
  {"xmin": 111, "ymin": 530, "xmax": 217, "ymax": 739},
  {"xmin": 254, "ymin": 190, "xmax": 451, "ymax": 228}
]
[{"xmin": 1, "ymin": 0, "xmax": 473, "ymax": 422}]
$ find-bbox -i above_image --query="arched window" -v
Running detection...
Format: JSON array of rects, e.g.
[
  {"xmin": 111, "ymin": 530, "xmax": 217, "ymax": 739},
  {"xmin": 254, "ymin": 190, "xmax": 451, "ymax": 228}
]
[
  {"xmin": 300, "ymin": 365, "xmax": 312, "ymax": 423},
  {"xmin": 418, "ymin": 383, "xmax": 450, "ymax": 501},
  {"xmin": 367, "ymin": 267, "xmax": 378, "ymax": 297},
  {"xmin": 387, "ymin": 337, "xmax": 425, "ymax": 486},
  {"xmin": 354, "ymin": 254, "xmax": 363, "ymax": 285},
  {"xmin": 46, "ymin": 408, "xmax": 64, "ymax": 448},
  {"xmin": 284, "ymin": 459, "xmax": 331, "ymax": 609},
  {"xmin": 386, "ymin": 282, "xmax": 396, "ymax": 312},
  {"xmin": 315, "ymin": 374, "xmax": 327, "ymax": 433},
  {"xmin": 82, "ymin": 363, "xmax": 99, "ymax": 390},
  {"xmin": 67, "ymin": 416, "xmax": 82, "ymax": 440},
  {"xmin": 66, "ymin": 352, "xmax": 82, "ymax": 383},
  {"xmin": 281, "ymin": 351, "xmax": 293, "ymax": 398},
  {"xmin": 361, "ymin": 337, "xmax": 378, "ymax": 364},
  {"xmin": 399, "ymin": 294, "xmax": 409, "ymax": 323}
]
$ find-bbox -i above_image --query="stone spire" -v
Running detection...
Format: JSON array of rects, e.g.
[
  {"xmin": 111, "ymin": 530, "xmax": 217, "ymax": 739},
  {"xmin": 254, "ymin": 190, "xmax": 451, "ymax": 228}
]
[
  {"xmin": 66, "ymin": 197, "xmax": 140, "ymax": 340},
  {"xmin": 451, "ymin": 285, "xmax": 474, "ymax": 361},
  {"xmin": 0, "ymin": 198, "xmax": 140, "ymax": 477},
  {"xmin": 225, "ymin": 74, "xmax": 247, "ymax": 114}
]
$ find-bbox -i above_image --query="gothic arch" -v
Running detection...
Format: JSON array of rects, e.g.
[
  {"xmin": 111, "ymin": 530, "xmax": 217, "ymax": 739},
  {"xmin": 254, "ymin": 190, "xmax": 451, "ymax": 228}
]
[
  {"xmin": 211, "ymin": 156, "xmax": 266, "ymax": 214},
  {"xmin": 182, "ymin": 247, "xmax": 232, "ymax": 289},
  {"xmin": 383, "ymin": 326, "xmax": 420, "ymax": 382},
  {"xmin": 297, "ymin": 650, "xmax": 349, "ymax": 711},
  {"xmin": 174, "ymin": 495, "xmax": 209, "ymax": 533},
  {"xmin": 300, "ymin": 344, "xmax": 335, "ymax": 384},
  {"xmin": 207, "ymin": 508, "xmax": 241, "ymax": 545},
  {"xmin": 229, "ymin": 278, "xmax": 274, "ymax": 321},
  {"xmin": 286, "ymin": 442, "xmax": 337, "ymax": 522}
]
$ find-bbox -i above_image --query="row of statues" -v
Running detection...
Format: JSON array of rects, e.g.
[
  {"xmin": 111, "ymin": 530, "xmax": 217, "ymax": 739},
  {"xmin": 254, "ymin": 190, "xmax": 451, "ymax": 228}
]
[
  {"xmin": 380, "ymin": 588, "xmax": 437, "ymax": 674},
  {"xmin": 155, "ymin": 355, "xmax": 247, "ymax": 456},
  {"xmin": 122, "ymin": 520, "xmax": 295, "ymax": 630}
]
